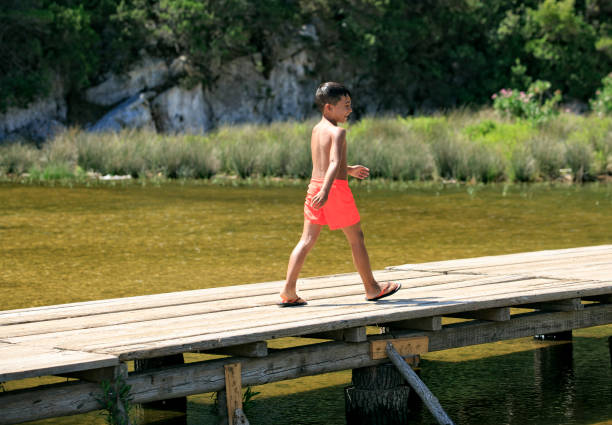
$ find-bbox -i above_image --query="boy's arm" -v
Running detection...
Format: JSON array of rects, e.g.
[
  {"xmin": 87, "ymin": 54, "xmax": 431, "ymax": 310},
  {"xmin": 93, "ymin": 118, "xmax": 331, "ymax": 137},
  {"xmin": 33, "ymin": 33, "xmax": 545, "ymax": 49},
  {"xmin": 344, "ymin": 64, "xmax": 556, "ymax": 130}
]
[{"xmin": 311, "ymin": 128, "xmax": 345, "ymax": 209}]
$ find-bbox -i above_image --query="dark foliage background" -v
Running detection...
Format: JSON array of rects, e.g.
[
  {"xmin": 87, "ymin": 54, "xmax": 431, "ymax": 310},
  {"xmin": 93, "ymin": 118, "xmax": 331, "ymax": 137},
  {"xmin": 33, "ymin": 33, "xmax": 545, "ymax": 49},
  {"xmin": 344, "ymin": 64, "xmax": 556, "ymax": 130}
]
[{"xmin": 1, "ymin": 0, "xmax": 610, "ymax": 112}]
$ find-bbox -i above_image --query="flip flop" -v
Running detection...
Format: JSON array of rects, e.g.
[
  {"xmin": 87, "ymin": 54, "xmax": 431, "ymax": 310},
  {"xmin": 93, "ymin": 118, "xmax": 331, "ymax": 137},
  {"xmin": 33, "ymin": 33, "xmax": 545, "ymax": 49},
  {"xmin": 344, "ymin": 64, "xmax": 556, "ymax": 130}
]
[
  {"xmin": 366, "ymin": 282, "xmax": 401, "ymax": 301},
  {"xmin": 279, "ymin": 296, "xmax": 308, "ymax": 307}
]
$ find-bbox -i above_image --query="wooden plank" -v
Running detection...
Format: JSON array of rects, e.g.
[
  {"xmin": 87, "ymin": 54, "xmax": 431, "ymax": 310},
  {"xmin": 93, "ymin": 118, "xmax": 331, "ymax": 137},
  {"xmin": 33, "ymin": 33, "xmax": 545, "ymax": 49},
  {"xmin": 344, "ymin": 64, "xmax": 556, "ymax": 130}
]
[
  {"xmin": 0, "ymin": 269, "xmax": 429, "ymax": 326},
  {"xmin": 0, "ymin": 272, "xmax": 473, "ymax": 337},
  {"xmin": 2, "ymin": 304, "xmax": 609, "ymax": 425},
  {"xmin": 0, "ymin": 343, "xmax": 118, "ymax": 382},
  {"xmin": 1, "ymin": 275, "xmax": 608, "ymax": 364},
  {"xmin": 390, "ymin": 245, "xmax": 612, "ymax": 272},
  {"xmin": 446, "ymin": 307, "xmax": 510, "ymax": 322},
  {"xmin": 29, "ymin": 276, "xmax": 612, "ymax": 357},
  {"xmin": 370, "ymin": 336, "xmax": 429, "ymax": 360},
  {"xmin": 2, "ymin": 274, "xmax": 553, "ymax": 345},
  {"xmin": 91, "ymin": 281, "xmax": 612, "ymax": 360},
  {"xmin": 224, "ymin": 363, "xmax": 242, "ymax": 425},
  {"xmin": 520, "ymin": 298, "xmax": 583, "ymax": 312},
  {"xmin": 202, "ymin": 342, "xmax": 268, "ymax": 358},
  {"xmin": 304, "ymin": 326, "xmax": 367, "ymax": 342},
  {"xmin": 386, "ymin": 343, "xmax": 454, "ymax": 425},
  {"xmin": 385, "ymin": 317, "xmax": 442, "ymax": 331}
]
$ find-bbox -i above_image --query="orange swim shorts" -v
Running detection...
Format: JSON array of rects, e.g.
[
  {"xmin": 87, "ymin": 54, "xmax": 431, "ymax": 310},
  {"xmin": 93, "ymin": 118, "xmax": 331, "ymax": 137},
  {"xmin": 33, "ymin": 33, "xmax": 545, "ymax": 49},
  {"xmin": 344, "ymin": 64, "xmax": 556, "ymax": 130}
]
[{"xmin": 304, "ymin": 178, "xmax": 360, "ymax": 230}]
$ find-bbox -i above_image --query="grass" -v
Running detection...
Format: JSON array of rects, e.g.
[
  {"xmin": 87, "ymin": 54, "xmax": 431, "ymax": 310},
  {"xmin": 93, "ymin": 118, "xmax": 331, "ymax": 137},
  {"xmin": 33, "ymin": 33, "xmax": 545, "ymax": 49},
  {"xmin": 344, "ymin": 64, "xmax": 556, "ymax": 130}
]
[{"xmin": 1, "ymin": 110, "xmax": 611, "ymax": 183}]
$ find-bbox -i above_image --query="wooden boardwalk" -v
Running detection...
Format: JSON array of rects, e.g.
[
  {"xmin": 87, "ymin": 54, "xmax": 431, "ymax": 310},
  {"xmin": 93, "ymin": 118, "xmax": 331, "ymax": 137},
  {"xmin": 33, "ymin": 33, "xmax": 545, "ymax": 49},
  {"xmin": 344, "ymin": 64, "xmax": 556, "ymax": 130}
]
[{"xmin": 1, "ymin": 245, "xmax": 611, "ymax": 424}]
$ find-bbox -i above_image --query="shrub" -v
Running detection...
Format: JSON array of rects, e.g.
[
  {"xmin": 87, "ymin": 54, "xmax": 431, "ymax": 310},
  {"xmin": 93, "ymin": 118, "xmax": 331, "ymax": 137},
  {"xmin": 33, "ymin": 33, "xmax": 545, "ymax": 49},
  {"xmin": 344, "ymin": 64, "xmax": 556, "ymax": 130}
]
[
  {"xmin": 528, "ymin": 137, "xmax": 566, "ymax": 179},
  {"xmin": 565, "ymin": 140, "xmax": 594, "ymax": 182},
  {"xmin": 492, "ymin": 80, "xmax": 561, "ymax": 123},
  {"xmin": 590, "ymin": 73, "xmax": 612, "ymax": 116},
  {"xmin": 0, "ymin": 143, "xmax": 41, "ymax": 175},
  {"xmin": 511, "ymin": 146, "xmax": 538, "ymax": 182}
]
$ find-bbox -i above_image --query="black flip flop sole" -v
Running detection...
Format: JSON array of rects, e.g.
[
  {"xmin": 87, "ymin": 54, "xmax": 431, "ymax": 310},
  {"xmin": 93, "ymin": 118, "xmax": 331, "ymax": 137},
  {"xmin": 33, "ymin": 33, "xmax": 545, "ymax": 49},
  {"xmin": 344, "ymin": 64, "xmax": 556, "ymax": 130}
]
[{"xmin": 366, "ymin": 282, "xmax": 402, "ymax": 301}]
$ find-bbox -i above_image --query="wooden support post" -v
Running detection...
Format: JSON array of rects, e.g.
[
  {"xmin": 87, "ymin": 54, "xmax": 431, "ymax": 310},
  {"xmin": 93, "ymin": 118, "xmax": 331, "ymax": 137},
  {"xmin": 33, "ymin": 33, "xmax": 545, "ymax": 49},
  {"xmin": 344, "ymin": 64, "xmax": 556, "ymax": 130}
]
[
  {"xmin": 609, "ymin": 336, "xmax": 612, "ymax": 368},
  {"xmin": 58, "ymin": 365, "xmax": 123, "ymax": 383},
  {"xmin": 216, "ymin": 390, "xmax": 228, "ymax": 425},
  {"xmin": 584, "ymin": 294, "xmax": 612, "ymax": 304},
  {"xmin": 447, "ymin": 307, "xmax": 510, "ymax": 322},
  {"xmin": 202, "ymin": 341, "xmax": 268, "ymax": 358},
  {"xmin": 370, "ymin": 337, "xmax": 429, "ymax": 360},
  {"xmin": 345, "ymin": 363, "xmax": 417, "ymax": 425},
  {"xmin": 522, "ymin": 298, "xmax": 583, "ymax": 312},
  {"xmin": 386, "ymin": 343, "xmax": 454, "ymax": 425},
  {"xmin": 534, "ymin": 330, "xmax": 573, "ymax": 341},
  {"xmin": 304, "ymin": 326, "xmax": 367, "ymax": 342},
  {"xmin": 386, "ymin": 316, "xmax": 442, "ymax": 331},
  {"xmin": 134, "ymin": 354, "xmax": 186, "ymax": 413},
  {"xmin": 224, "ymin": 363, "xmax": 245, "ymax": 425}
]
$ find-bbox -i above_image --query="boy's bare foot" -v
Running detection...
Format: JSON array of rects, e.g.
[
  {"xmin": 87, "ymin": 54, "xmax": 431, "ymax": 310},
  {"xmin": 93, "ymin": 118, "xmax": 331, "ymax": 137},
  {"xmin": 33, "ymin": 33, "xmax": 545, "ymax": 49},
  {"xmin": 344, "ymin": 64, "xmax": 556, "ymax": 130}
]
[{"xmin": 366, "ymin": 281, "xmax": 401, "ymax": 301}]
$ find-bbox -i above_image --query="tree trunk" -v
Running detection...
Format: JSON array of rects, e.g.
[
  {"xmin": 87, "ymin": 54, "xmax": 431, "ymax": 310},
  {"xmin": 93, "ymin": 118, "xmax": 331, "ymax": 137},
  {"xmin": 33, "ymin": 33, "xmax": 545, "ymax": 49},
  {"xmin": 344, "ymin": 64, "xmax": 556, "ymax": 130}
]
[{"xmin": 345, "ymin": 363, "xmax": 421, "ymax": 425}]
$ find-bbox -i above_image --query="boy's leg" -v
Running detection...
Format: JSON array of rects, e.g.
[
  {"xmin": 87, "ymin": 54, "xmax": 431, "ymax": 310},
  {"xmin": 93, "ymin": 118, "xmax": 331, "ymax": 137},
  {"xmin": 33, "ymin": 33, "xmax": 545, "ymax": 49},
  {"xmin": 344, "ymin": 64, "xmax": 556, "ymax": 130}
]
[
  {"xmin": 341, "ymin": 221, "xmax": 386, "ymax": 299},
  {"xmin": 281, "ymin": 220, "xmax": 323, "ymax": 300}
]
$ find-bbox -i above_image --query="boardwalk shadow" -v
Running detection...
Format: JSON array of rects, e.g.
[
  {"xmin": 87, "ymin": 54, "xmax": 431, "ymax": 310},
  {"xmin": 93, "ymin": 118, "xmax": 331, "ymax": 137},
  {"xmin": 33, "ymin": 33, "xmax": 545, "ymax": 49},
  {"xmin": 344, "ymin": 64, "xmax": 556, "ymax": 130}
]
[{"xmin": 316, "ymin": 298, "xmax": 463, "ymax": 307}]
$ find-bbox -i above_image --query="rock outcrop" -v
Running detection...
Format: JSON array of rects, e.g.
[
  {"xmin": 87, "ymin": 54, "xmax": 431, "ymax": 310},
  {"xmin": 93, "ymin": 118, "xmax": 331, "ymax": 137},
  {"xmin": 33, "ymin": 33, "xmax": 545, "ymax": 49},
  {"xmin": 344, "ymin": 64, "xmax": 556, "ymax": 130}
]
[
  {"xmin": 0, "ymin": 33, "xmax": 322, "ymax": 143},
  {"xmin": 85, "ymin": 57, "xmax": 169, "ymax": 107},
  {"xmin": 0, "ymin": 76, "xmax": 66, "ymax": 143},
  {"xmin": 89, "ymin": 94, "xmax": 156, "ymax": 132},
  {"xmin": 152, "ymin": 83, "xmax": 210, "ymax": 133}
]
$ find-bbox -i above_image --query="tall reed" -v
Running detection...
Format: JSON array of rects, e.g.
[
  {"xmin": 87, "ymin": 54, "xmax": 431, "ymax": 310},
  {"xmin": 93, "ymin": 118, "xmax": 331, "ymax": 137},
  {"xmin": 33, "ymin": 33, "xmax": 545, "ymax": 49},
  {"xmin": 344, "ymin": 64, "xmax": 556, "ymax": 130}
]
[{"xmin": 1, "ymin": 111, "xmax": 611, "ymax": 183}]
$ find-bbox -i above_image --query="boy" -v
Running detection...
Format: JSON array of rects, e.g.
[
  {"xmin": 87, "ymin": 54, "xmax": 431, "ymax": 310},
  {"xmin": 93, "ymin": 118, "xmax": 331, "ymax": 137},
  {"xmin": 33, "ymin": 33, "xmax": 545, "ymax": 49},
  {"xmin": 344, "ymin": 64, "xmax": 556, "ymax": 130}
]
[{"xmin": 279, "ymin": 82, "xmax": 401, "ymax": 307}]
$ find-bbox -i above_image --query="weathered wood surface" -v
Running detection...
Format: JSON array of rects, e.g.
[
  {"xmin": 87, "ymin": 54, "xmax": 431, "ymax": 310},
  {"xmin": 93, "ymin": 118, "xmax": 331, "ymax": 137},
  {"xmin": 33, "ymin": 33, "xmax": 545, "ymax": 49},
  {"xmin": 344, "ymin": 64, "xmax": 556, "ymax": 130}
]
[
  {"xmin": 224, "ymin": 363, "xmax": 243, "ymax": 425},
  {"xmin": 1, "ymin": 245, "xmax": 611, "ymax": 383},
  {"xmin": 1, "ymin": 304, "xmax": 610, "ymax": 425},
  {"xmin": 0, "ymin": 342, "xmax": 118, "ymax": 381}
]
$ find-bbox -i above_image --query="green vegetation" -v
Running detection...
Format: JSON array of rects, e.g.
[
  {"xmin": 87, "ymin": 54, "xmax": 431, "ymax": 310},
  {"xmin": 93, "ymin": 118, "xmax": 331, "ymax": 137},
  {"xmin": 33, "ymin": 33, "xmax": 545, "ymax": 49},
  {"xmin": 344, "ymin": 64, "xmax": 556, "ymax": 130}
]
[
  {"xmin": 1, "ymin": 1, "xmax": 610, "ymax": 112},
  {"xmin": 97, "ymin": 376, "xmax": 133, "ymax": 425},
  {"xmin": 2, "ymin": 112, "xmax": 611, "ymax": 184},
  {"xmin": 492, "ymin": 80, "xmax": 562, "ymax": 123},
  {"xmin": 590, "ymin": 72, "xmax": 612, "ymax": 116}
]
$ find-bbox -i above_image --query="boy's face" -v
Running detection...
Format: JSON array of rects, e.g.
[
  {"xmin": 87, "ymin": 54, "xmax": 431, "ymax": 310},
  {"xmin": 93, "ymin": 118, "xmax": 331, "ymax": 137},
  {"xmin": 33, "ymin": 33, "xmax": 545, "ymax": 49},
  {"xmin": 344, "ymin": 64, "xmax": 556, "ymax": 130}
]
[{"xmin": 326, "ymin": 95, "xmax": 352, "ymax": 123}]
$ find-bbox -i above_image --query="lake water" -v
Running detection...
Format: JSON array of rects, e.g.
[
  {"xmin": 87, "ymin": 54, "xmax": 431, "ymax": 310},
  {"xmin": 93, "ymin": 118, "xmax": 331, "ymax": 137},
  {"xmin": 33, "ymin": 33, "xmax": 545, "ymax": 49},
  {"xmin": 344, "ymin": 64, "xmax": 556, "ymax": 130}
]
[{"xmin": 1, "ymin": 180, "xmax": 611, "ymax": 424}]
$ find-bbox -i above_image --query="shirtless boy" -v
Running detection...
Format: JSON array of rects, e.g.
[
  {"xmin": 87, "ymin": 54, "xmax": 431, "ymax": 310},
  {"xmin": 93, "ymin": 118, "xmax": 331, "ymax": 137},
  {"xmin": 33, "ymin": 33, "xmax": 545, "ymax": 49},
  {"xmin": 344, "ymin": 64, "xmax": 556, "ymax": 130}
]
[{"xmin": 279, "ymin": 82, "xmax": 401, "ymax": 307}]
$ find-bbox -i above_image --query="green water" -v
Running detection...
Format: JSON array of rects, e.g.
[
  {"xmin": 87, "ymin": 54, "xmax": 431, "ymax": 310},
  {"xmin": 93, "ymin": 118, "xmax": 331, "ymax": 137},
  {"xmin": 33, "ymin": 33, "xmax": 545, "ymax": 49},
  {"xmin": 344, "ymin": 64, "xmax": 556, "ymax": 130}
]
[{"xmin": 1, "ymin": 181, "xmax": 611, "ymax": 424}]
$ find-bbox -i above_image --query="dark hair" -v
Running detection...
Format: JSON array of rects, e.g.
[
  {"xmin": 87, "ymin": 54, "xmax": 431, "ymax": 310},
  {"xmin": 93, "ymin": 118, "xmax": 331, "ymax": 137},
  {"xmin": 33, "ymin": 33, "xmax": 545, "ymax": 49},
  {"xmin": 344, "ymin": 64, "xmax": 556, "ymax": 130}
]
[{"xmin": 315, "ymin": 82, "xmax": 351, "ymax": 111}]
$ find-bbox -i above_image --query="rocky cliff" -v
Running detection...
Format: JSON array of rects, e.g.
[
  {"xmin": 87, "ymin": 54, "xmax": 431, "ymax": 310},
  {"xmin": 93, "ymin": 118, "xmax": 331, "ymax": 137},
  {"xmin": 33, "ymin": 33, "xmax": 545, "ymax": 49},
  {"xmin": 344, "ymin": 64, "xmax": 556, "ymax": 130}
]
[{"xmin": 0, "ymin": 37, "xmax": 318, "ymax": 143}]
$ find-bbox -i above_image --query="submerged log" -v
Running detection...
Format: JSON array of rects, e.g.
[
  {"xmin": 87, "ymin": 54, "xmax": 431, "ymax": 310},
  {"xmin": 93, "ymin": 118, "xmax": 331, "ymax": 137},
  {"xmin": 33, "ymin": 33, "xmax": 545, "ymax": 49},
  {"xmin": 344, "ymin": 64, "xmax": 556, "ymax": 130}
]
[{"xmin": 345, "ymin": 363, "xmax": 419, "ymax": 425}]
